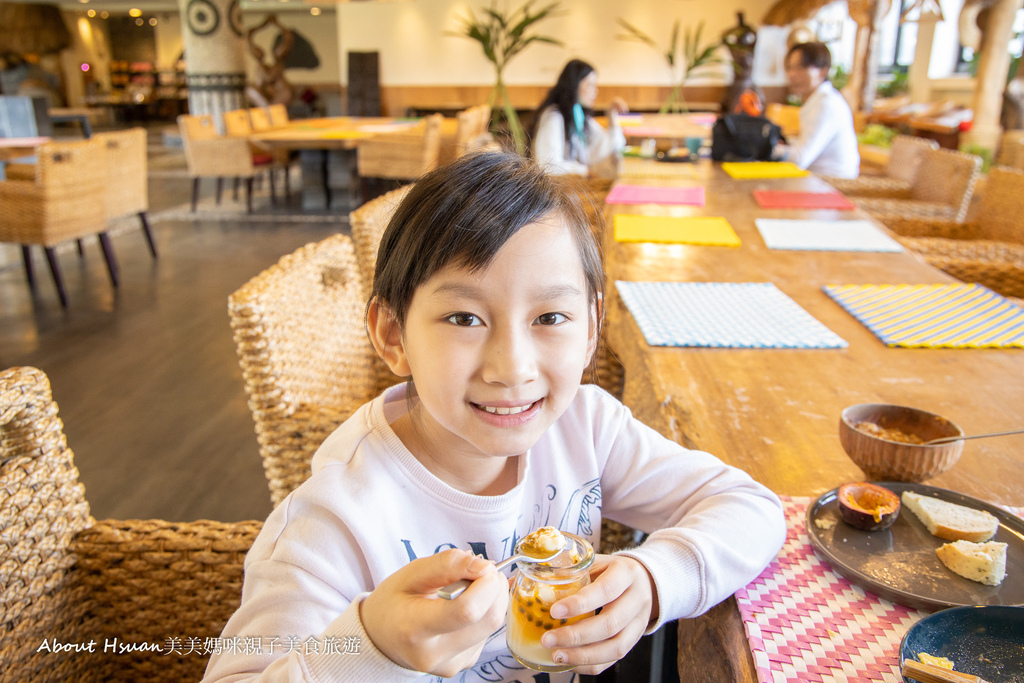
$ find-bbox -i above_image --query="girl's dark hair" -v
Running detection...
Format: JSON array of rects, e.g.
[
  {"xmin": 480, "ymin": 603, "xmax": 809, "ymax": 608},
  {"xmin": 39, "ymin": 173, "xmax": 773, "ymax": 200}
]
[
  {"xmin": 786, "ymin": 42, "xmax": 832, "ymax": 71},
  {"xmin": 370, "ymin": 151, "xmax": 604, "ymax": 339},
  {"xmin": 530, "ymin": 59, "xmax": 596, "ymax": 147}
]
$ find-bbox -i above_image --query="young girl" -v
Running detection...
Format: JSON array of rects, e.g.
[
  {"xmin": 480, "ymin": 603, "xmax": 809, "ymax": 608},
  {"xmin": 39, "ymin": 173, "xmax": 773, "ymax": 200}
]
[
  {"xmin": 531, "ymin": 59, "xmax": 629, "ymax": 178},
  {"xmin": 202, "ymin": 152, "xmax": 785, "ymax": 682}
]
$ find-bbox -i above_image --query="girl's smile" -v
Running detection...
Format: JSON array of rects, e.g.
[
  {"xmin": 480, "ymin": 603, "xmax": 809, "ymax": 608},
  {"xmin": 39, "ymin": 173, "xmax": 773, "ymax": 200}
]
[{"xmin": 373, "ymin": 217, "xmax": 596, "ymax": 494}]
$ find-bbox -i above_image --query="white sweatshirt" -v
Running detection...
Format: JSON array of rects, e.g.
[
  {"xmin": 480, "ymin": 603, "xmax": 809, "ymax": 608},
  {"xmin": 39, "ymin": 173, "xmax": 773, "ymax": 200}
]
[
  {"xmin": 531, "ymin": 106, "xmax": 627, "ymax": 178},
  {"xmin": 786, "ymin": 81, "xmax": 860, "ymax": 179},
  {"xmin": 202, "ymin": 384, "xmax": 785, "ymax": 682}
]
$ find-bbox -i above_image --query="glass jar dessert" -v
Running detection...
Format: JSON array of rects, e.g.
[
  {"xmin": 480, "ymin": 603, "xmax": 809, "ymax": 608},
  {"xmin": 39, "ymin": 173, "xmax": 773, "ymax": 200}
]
[{"xmin": 506, "ymin": 530, "xmax": 595, "ymax": 672}]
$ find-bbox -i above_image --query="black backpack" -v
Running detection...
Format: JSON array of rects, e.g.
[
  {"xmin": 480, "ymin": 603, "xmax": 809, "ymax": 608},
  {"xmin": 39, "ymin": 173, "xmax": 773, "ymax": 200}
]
[{"xmin": 711, "ymin": 114, "xmax": 784, "ymax": 162}]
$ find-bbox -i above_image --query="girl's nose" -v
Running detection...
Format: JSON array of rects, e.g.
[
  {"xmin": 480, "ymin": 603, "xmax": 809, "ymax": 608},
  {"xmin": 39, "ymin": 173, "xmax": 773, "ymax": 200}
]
[{"xmin": 481, "ymin": 328, "xmax": 538, "ymax": 387}]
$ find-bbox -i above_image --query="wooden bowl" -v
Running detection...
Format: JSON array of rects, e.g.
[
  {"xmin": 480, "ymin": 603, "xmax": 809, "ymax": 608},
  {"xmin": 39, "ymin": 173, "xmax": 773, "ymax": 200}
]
[{"xmin": 839, "ymin": 404, "xmax": 964, "ymax": 482}]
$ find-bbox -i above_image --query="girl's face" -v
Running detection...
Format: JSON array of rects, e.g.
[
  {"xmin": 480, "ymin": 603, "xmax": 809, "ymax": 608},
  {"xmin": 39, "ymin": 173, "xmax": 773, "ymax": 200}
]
[
  {"xmin": 576, "ymin": 71, "xmax": 598, "ymax": 108},
  {"xmin": 384, "ymin": 218, "xmax": 596, "ymax": 474}
]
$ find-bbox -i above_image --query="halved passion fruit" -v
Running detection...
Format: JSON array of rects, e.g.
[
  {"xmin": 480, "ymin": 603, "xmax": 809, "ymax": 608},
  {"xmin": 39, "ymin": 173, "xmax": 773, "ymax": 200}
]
[{"xmin": 838, "ymin": 482, "xmax": 901, "ymax": 531}]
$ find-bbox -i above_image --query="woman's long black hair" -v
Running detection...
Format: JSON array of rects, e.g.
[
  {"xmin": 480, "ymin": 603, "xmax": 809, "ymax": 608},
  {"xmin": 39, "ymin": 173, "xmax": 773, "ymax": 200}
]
[{"xmin": 530, "ymin": 59, "xmax": 596, "ymax": 147}]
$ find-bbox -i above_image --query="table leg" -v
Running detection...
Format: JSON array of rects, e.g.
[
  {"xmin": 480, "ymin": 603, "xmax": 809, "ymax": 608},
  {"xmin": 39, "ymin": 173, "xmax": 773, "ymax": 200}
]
[{"xmin": 676, "ymin": 596, "xmax": 758, "ymax": 683}]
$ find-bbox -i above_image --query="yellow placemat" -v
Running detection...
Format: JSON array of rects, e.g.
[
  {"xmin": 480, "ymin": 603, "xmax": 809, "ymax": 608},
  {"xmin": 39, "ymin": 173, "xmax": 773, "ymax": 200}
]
[
  {"xmin": 721, "ymin": 162, "xmax": 809, "ymax": 179},
  {"xmin": 619, "ymin": 157, "xmax": 699, "ymax": 179},
  {"xmin": 320, "ymin": 131, "xmax": 370, "ymax": 139},
  {"xmin": 614, "ymin": 214, "xmax": 741, "ymax": 246}
]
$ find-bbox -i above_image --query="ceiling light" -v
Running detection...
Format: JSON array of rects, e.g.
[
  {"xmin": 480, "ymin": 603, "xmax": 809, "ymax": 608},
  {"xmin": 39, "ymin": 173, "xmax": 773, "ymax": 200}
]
[{"xmin": 129, "ymin": 8, "xmax": 142, "ymax": 16}]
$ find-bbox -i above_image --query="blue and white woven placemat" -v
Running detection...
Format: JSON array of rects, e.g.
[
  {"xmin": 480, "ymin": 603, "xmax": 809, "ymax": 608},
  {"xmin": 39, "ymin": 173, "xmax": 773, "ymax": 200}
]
[
  {"xmin": 755, "ymin": 219, "xmax": 905, "ymax": 252},
  {"xmin": 616, "ymin": 281, "xmax": 848, "ymax": 348}
]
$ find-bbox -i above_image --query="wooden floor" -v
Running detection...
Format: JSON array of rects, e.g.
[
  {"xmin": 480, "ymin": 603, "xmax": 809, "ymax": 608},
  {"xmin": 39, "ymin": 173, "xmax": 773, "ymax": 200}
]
[{"xmin": 0, "ymin": 127, "xmax": 345, "ymax": 522}]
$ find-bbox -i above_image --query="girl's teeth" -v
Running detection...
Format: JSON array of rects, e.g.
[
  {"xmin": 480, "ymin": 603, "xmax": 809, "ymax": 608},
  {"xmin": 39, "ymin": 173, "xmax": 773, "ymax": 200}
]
[{"xmin": 482, "ymin": 403, "xmax": 531, "ymax": 415}]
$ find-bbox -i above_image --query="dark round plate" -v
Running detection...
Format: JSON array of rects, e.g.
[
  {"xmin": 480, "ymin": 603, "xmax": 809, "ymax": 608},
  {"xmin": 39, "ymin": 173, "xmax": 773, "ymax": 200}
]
[
  {"xmin": 899, "ymin": 605, "xmax": 1024, "ymax": 682},
  {"xmin": 806, "ymin": 482, "xmax": 1024, "ymax": 611}
]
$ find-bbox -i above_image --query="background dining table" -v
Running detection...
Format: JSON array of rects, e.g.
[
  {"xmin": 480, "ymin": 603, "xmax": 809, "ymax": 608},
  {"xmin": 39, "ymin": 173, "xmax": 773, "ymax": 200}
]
[{"xmin": 600, "ymin": 158, "xmax": 1024, "ymax": 682}]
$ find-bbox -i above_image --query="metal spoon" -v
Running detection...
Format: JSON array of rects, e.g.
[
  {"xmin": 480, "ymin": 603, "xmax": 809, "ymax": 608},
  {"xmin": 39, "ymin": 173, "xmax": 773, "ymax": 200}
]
[
  {"xmin": 923, "ymin": 427, "xmax": 1024, "ymax": 446},
  {"xmin": 437, "ymin": 540, "xmax": 567, "ymax": 600}
]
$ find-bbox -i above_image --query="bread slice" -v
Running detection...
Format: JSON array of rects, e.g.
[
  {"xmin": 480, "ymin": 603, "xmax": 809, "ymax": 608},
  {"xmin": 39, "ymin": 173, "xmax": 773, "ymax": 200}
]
[
  {"xmin": 936, "ymin": 540, "xmax": 1007, "ymax": 586},
  {"xmin": 901, "ymin": 491, "xmax": 999, "ymax": 542}
]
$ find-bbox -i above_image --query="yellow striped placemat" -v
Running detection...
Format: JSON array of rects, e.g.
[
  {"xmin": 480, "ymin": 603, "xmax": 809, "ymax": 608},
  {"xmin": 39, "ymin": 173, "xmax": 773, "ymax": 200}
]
[{"xmin": 824, "ymin": 284, "xmax": 1024, "ymax": 348}]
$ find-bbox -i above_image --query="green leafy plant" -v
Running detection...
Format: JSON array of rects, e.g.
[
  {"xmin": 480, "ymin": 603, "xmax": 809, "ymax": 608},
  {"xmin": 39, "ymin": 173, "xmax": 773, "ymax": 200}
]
[
  {"xmin": 830, "ymin": 64, "xmax": 849, "ymax": 91},
  {"xmin": 876, "ymin": 70, "xmax": 909, "ymax": 99},
  {"xmin": 960, "ymin": 142, "xmax": 994, "ymax": 173},
  {"xmin": 616, "ymin": 18, "xmax": 723, "ymax": 113},
  {"xmin": 448, "ymin": 1, "xmax": 563, "ymax": 154},
  {"xmin": 856, "ymin": 123, "xmax": 899, "ymax": 148}
]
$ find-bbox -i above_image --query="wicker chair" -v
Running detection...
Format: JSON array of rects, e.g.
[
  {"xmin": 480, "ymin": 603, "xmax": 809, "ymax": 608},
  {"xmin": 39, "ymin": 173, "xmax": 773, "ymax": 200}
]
[
  {"xmin": 996, "ymin": 129, "xmax": 1024, "ymax": 170},
  {"xmin": 357, "ymin": 113, "xmax": 444, "ymax": 198},
  {"xmin": 248, "ymin": 106, "xmax": 273, "ymax": 132},
  {"xmin": 267, "ymin": 103, "xmax": 289, "ymax": 128},
  {"xmin": 892, "ymin": 166, "xmax": 1024, "ymax": 299},
  {"xmin": 178, "ymin": 114, "xmax": 266, "ymax": 213},
  {"xmin": 222, "ymin": 108, "xmax": 280, "ymax": 204},
  {"xmin": 438, "ymin": 105, "xmax": 493, "ymax": 166},
  {"xmin": 0, "ymin": 139, "xmax": 113, "ymax": 307},
  {"xmin": 0, "ymin": 365, "xmax": 260, "ymax": 683},
  {"xmin": 823, "ymin": 135, "xmax": 939, "ymax": 198},
  {"xmin": 228, "ymin": 234, "xmax": 383, "ymax": 506},
  {"xmin": 95, "ymin": 128, "xmax": 157, "ymax": 258},
  {"xmin": 854, "ymin": 147, "xmax": 982, "ymax": 224}
]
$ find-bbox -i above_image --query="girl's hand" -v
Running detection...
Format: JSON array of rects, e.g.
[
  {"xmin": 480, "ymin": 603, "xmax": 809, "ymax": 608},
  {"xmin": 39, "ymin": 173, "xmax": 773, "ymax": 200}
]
[
  {"xmin": 360, "ymin": 549, "xmax": 508, "ymax": 677},
  {"xmin": 540, "ymin": 554, "xmax": 657, "ymax": 675},
  {"xmin": 608, "ymin": 97, "xmax": 630, "ymax": 115}
]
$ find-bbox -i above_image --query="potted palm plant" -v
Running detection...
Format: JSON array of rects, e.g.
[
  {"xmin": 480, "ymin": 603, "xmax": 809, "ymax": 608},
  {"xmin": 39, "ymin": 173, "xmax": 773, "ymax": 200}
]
[
  {"xmin": 617, "ymin": 18, "xmax": 723, "ymax": 113},
  {"xmin": 448, "ymin": 1, "xmax": 563, "ymax": 154}
]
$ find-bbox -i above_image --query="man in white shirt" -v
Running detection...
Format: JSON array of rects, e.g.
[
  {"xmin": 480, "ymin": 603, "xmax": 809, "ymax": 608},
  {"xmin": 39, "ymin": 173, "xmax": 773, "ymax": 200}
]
[{"xmin": 773, "ymin": 42, "xmax": 860, "ymax": 179}]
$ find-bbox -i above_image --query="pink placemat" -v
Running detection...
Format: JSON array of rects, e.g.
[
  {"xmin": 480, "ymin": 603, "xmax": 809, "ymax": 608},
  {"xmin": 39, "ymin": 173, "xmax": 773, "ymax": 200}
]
[
  {"xmin": 735, "ymin": 496, "xmax": 1024, "ymax": 683},
  {"xmin": 754, "ymin": 190, "xmax": 856, "ymax": 210},
  {"xmin": 606, "ymin": 183, "xmax": 705, "ymax": 206}
]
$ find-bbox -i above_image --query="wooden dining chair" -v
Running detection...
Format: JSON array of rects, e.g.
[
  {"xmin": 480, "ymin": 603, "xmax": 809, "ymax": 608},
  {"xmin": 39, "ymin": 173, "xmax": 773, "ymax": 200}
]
[
  {"xmin": 823, "ymin": 135, "xmax": 939, "ymax": 198},
  {"xmin": 177, "ymin": 114, "xmax": 263, "ymax": 213},
  {"xmin": 0, "ymin": 138, "xmax": 112, "ymax": 307},
  {"xmin": 357, "ymin": 113, "xmax": 443, "ymax": 199},
  {"xmin": 228, "ymin": 234, "xmax": 384, "ymax": 506},
  {"xmin": 1, "ymin": 365, "xmax": 260, "ymax": 682},
  {"xmin": 855, "ymin": 147, "xmax": 982, "ymax": 224}
]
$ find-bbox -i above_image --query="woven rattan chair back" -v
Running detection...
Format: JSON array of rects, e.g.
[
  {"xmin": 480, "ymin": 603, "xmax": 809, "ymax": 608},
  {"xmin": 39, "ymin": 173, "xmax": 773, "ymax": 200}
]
[
  {"xmin": 0, "ymin": 139, "xmax": 106, "ymax": 247},
  {"xmin": 223, "ymin": 109, "xmax": 253, "ymax": 137},
  {"xmin": 350, "ymin": 184, "xmax": 414, "ymax": 292},
  {"xmin": 229, "ymin": 235, "xmax": 381, "ymax": 504},
  {"xmin": 886, "ymin": 135, "xmax": 940, "ymax": 184},
  {"xmin": 968, "ymin": 166, "xmax": 1024, "ymax": 244},
  {"xmin": 996, "ymin": 130, "xmax": 1024, "ymax": 169},
  {"xmin": 357, "ymin": 113, "xmax": 444, "ymax": 180},
  {"xmin": 1, "ymin": 365, "xmax": 260, "ymax": 682},
  {"xmin": 268, "ymin": 103, "xmax": 289, "ymax": 127},
  {"xmin": 177, "ymin": 114, "xmax": 256, "ymax": 180},
  {"xmin": 910, "ymin": 147, "xmax": 982, "ymax": 220},
  {"xmin": 96, "ymin": 128, "xmax": 148, "ymax": 219},
  {"xmin": 178, "ymin": 114, "xmax": 217, "ymax": 174},
  {"xmin": 249, "ymin": 107, "xmax": 273, "ymax": 132}
]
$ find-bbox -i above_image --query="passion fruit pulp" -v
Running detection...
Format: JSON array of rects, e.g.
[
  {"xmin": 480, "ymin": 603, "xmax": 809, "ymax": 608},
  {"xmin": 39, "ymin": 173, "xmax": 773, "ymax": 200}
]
[{"xmin": 838, "ymin": 482, "xmax": 901, "ymax": 531}]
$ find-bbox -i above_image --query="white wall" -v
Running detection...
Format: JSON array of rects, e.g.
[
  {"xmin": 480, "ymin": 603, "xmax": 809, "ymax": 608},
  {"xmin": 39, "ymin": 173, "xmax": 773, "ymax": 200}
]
[{"xmin": 335, "ymin": 0, "xmax": 780, "ymax": 87}]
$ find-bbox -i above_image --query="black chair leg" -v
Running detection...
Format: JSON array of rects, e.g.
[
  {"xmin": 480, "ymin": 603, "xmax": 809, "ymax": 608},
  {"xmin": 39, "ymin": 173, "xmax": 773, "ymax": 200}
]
[
  {"xmin": 43, "ymin": 246, "xmax": 68, "ymax": 307},
  {"xmin": 269, "ymin": 169, "xmax": 277, "ymax": 205},
  {"xmin": 216, "ymin": 177, "xmax": 224, "ymax": 205},
  {"xmin": 76, "ymin": 239, "xmax": 85, "ymax": 257},
  {"xmin": 139, "ymin": 212, "xmax": 158, "ymax": 258},
  {"xmin": 191, "ymin": 177, "xmax": 200, "ymax": 212},
  {"xmin": 233, "ymin": 177, "xmax": 240, "ymax": 201},
  {"xmin": 97, "ymin": 232, "xmax": 120, "ymax": 287},
  {"xmin": 245, "ymin": 177, "xmax": 254, "ymax": 213},
  {"xmin": 284, "ymin": 166, "xmax": 291, "ymax": 200},
  {"xmin": 21, "ymin": 246, "xmax": 36, "ymax": 289}
]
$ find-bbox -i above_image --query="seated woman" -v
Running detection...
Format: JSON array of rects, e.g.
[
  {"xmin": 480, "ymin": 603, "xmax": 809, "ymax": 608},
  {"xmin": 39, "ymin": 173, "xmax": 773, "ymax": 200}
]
[
  {"xmin": 531, "ymin": 59, "xmax": 628, "ymax": 177},
  {"xmin": 773, "ymin": 42, "xmax": 859, "ymax": 179}
]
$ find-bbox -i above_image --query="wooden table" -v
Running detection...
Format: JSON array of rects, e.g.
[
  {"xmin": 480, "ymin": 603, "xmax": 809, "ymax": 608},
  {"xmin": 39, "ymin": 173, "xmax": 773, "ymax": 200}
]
[
  {"xmin": 616, "ymin": 112, "xmax": 716, "ymax": 147},
  {"xmin": 249, "ymin": 117, "xmax": 431, "ymax": 210},
  {"xmin": 0, "ymin": 136, "xmax": 49, "ymax": 163},
  {"xmin": 602, "ymin": 160, "xmax": 1024, "ymax": 681}
]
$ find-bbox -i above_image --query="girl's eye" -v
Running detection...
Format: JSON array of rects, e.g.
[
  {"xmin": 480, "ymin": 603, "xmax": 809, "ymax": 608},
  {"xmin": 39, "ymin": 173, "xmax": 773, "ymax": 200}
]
[
  {"xmin": 536, "ymin": 312, "xmax": 568, "ymax": 326},
  {"xmin": 446, "ymin": 313, "xmax": 481, "ymax": 327}
]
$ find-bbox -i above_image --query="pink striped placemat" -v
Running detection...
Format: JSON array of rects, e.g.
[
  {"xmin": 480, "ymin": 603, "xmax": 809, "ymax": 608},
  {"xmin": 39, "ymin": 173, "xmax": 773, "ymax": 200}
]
[{"xmin": 735, "ymin": 496, "xmax": 1024, "ymax": 683}]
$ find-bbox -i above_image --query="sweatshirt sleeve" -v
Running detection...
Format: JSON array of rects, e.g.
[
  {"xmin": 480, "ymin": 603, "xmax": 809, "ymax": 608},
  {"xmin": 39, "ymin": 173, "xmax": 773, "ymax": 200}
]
[
  {"xmin": 532, "ymin": 107, "xmax": 590, "ymax": 176},
  {"xmin": 785, "ymin": 91, "xmax": 840, "ymax": 171},
  {"xmin": 200, "ymin": 499, "xmax": 425, "ymax": 683},
  {"xmin": 586, "ymin": 389, "xmax": 785, "ymax": 630}
]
